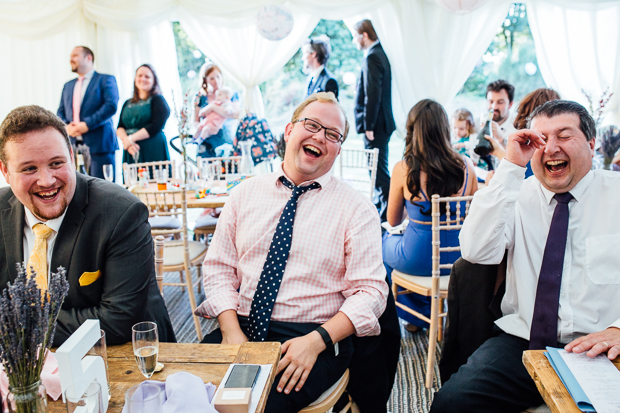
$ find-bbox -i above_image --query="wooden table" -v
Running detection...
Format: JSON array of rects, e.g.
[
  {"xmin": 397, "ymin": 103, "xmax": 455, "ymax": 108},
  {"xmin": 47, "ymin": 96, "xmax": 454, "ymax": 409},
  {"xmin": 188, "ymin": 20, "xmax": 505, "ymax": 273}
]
[
  {"xmin": 49, "ymin": 342, "xmax": 281, "ymax": 413},
  {"xmin": 131, "ymin": 182, "xmax": 229, "ymax": 208},
  {"xmin": 523, "ymin": 350, "xmax": 620, "ymax": 413}
]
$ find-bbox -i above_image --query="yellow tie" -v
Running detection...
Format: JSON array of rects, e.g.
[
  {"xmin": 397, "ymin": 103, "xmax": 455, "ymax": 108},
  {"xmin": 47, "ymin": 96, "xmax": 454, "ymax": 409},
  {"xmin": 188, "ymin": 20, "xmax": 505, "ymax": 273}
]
[{"xmin": 27, "ymin": 223, "xmax": 54, "ymax": 291}]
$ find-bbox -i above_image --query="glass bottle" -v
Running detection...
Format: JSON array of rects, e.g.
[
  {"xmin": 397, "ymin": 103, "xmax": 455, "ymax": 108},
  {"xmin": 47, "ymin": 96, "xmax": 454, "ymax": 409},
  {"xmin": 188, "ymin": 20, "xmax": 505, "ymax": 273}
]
[
  {"xmin": 474, "ymin": 109, "xmax": 494, "ymax": 157},
  {"xmin": 7, "ymin": 381, "xmax": 48, "ymax": 413},
  {"xmin": 238, "ymin": 140, "xmax": 255, "ymax": 175}
]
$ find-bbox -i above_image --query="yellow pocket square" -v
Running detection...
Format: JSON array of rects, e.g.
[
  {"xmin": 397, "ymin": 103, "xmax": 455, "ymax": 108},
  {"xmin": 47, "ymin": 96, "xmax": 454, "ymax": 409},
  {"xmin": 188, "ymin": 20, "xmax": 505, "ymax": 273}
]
[{"xmin": 79, "ymin": 270, "xmax": 102, "ymax": 286}]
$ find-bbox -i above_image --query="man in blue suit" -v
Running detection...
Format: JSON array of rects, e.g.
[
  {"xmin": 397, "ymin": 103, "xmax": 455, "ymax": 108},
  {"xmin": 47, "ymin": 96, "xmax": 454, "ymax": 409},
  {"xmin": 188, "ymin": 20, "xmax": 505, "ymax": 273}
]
[{"xmin": 57, "ymin": 46, "xmax": 119, "ymax": 179}]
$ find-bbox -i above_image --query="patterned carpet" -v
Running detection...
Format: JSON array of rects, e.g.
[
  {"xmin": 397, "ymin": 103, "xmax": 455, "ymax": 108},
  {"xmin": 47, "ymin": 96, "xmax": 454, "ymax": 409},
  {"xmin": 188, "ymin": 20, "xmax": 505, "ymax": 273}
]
[{"xmin": 163, "ymin": 268, "xmax": 441, "ymax": 413}]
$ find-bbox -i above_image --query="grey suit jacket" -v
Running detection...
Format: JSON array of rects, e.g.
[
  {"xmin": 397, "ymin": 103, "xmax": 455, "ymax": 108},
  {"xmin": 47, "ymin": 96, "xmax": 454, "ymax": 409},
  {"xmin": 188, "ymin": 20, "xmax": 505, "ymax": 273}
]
[{"xmin": 0, "ymin": 173, "xmax": 175, "ymax": 346}]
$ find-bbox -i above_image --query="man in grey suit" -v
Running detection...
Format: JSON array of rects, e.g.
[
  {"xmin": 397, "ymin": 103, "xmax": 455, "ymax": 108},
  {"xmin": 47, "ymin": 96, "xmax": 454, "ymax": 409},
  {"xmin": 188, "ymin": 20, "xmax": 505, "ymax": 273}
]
[
  {"xmin": 353, "ymin": 19, "xmax": 396, "ymax": 223},
  {"xmin": 0, "ymin": 105, "xmax": 175, "ymax": 346}
]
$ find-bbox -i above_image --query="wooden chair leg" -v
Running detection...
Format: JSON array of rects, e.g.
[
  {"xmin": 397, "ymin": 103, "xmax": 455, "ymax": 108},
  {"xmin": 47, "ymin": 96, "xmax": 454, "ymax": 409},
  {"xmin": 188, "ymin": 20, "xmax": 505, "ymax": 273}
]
[
  {"xmin": 437, "ymin": 297, "xmax": 444, "ymax": 342},
  {"xmin": 179, "ymin": 271, "xmax": 185, "ymax": 290},
  {"xmin": 426, "ymin": 291, "xmax": 439, "ymax": 389},
  {"xmin": 183, "ymin": 265, "xmax": 203, "ymax": 341},
  {"xmin": 197, "ymin": 264, "xmax": 202, "ymax": 294}
]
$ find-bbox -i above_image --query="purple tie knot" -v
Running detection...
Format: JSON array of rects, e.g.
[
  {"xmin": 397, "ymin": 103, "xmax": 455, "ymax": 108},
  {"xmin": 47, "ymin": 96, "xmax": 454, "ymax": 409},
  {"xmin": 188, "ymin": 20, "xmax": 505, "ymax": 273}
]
[{"xmin": 554, "ymin": 192, "xmax": 573, "ymax": 204}]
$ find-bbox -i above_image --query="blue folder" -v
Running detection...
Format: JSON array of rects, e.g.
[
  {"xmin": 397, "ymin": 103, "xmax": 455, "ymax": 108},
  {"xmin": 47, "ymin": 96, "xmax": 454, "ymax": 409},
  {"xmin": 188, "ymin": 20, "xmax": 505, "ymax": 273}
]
[{"xmin": 545, "ymin": 347, "xmax": 595, "ymax": 412}]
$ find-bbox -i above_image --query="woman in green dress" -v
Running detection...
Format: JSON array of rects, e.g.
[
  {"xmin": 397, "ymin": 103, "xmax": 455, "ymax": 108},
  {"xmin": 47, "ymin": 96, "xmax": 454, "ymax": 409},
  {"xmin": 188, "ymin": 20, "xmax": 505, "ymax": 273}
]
[{"xmin": 117, "ymin": 63, "xmax": 170, "ymax": 164}]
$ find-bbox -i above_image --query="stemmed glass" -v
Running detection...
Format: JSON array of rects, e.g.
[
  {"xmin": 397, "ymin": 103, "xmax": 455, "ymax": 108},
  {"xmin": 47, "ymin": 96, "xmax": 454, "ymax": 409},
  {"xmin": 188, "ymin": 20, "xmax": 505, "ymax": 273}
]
[
  {"xmin": 132, "ymin": 147, "xmax": 140, "ymax": 164},
  {"xmin": 132, "ymin": 322, "xmax": 159, "ymax": 379},
  {"xmin": 125, "ymin": 384, "xmax": 162, "ymax": 413},
  {"xmin": 200, "ymin": 163, "xmax": 215, "ymax": 191},
  {"xmin": 103, "ymin": 164, "xmax": 114, "ymax": 183}
]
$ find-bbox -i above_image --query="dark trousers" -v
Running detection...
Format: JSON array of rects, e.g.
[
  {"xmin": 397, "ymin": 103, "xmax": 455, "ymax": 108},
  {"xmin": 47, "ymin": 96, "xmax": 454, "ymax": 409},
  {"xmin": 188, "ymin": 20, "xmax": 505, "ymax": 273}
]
[
  {"xmin": 201, "ymin": 316, "xmax": 353, "ymax": 413},
  {"xmin": 363, "ymin": 134, "xmax": 390, "ymax": 222},
  {"xmin": 431, "ymin": 328, "xmax": 544, "ymax": 413},
  {"xmin": 90, "ymin": 152, "xmax": 116, "ymax": 180},
  {"xmin": 439, "ymin": 258, "xmax": 505, "ymax": 382},
  {"xmin": 347, "ymin": 284, "xmax": 401, "ymax": 413}
]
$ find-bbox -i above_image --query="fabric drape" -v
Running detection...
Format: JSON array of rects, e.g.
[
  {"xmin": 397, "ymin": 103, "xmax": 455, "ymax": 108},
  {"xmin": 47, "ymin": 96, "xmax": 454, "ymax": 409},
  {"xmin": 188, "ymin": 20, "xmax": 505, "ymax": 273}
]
[{"xmin": 526, "ymin": 0, "xmax": 620, "ymax": 126}]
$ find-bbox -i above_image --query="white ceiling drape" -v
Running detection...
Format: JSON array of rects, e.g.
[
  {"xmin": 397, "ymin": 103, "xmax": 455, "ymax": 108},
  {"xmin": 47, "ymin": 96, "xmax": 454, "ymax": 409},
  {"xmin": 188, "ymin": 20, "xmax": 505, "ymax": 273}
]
[
  {"xmin": 1, "ymin": 0, "xmax": 619, "ymax": 130},
  {"xmin": 526, "ymin": 0, "xmax": 620, "ymax": 126}
]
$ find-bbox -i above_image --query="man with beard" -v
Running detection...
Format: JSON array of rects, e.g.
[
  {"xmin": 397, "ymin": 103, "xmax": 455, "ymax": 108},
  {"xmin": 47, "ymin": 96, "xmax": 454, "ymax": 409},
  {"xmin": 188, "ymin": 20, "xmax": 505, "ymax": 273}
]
[
  {"xmin": 0, "ymin": 105, "xmax": 175, "ymax": 346},
  {"xmin": 57, "ymin": 46, "xmax": 119, "ymax": 179}
]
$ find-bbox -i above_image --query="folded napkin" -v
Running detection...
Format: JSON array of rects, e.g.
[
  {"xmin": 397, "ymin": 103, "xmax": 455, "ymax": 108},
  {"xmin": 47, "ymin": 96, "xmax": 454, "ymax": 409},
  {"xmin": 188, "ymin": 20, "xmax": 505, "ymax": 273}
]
[
  {"xmin": 1, "ymin": 351, "xmax": 62, "ymax": 410},
  {"xmin": 121, "ymin": 372, "xmax": 218, "ymax": 413}
]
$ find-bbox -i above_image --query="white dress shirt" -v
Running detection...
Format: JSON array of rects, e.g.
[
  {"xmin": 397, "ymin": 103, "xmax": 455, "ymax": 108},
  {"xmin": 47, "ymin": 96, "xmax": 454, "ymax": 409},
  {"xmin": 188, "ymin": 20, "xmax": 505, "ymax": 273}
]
[
  {"xmin": 23, "ymin": 207, "xmax": 66, "ymax": 282},
  {"xmin": 364, "ymin": 40, "xmax": 380, "ymax": 58},
  {"xmin": 460, "ymin": 159, "xmax": 620, "ymax": 344}
]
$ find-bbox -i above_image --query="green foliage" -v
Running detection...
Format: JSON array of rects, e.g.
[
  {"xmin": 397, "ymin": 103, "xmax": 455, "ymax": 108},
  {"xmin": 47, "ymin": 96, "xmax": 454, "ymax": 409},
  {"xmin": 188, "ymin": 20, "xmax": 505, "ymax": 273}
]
[
  {"xmin": 459, "ymin": 3, "xmax": 547, "ymax": 102},
  {"xmin": 172, "ymin": 22, "xmax": 206, "ymax": 95}
]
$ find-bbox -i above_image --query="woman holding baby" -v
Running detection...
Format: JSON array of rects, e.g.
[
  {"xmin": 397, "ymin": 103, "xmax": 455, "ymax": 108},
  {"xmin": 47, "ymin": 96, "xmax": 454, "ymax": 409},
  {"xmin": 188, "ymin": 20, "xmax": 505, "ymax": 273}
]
[
  {"xmin": 194, "ymin": 63, "xmax": 241, "ymax": 158},
  {"xmin": 118, "ymin": 63, "xmax": 171, "ymax": 164}
]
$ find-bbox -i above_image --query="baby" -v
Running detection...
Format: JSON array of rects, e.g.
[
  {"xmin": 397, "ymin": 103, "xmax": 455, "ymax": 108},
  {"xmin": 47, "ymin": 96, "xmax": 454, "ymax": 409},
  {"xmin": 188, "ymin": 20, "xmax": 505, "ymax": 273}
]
[{"xmin": 195, "ymin": 86, "xmax": 233, "ymax": 140}]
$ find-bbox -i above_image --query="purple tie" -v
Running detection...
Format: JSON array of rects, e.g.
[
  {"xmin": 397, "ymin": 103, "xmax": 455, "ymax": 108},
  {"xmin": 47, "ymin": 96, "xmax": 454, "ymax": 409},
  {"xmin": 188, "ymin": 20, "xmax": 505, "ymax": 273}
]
[{"xmin": 529, "ymin": 192, "xmax": 573, "ymax": 350}]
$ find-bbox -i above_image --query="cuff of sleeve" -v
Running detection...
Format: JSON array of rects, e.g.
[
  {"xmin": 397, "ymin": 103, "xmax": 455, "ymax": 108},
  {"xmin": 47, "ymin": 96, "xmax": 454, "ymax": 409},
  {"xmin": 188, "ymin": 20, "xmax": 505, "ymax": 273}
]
[
  {"xmin": 608, "ymin": 320, "xmax": 620, "ymax": 330},
  {"xmin": 194, "ymin": 291, "xmax": 239, "ymax": 319},
  {"xmin": 339, "ymin": 295, "xmax": 381, "ymax": 337}
]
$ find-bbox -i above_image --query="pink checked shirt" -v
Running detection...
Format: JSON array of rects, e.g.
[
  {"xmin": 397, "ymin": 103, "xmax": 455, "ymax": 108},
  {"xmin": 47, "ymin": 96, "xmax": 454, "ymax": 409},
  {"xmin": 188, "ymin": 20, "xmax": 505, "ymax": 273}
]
[{"xmin": 195, "ymin": 165, "xmax": 388, "ymax": 337}]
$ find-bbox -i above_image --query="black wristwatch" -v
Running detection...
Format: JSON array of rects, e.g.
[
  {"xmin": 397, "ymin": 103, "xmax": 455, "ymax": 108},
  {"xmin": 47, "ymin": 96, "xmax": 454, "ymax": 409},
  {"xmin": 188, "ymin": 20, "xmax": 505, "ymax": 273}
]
[{"xmin": 315, "ymin": 326, "xmax": 333, "ymax": 348}]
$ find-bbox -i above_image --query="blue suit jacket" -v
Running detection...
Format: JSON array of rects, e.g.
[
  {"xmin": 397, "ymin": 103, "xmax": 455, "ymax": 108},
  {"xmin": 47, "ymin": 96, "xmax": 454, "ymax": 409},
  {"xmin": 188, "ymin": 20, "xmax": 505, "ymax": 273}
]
[{"xmin": 57, "ymin": 72, "xmax": 119, "ymax": 154}]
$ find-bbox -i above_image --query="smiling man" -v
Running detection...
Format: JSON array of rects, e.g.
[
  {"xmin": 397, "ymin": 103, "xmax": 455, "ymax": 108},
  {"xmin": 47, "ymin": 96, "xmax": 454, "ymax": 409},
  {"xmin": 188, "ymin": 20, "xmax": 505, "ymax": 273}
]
[
  {"xmin": 0, "ymin": 105, "xmax": 175, "ymax": 346},
  {"xmin": 431, "ymin": 100, "xmax": 620, "ymax": 412},
  {"xmin": 195, "ymin": 92, "xmax": 393, "ymax": 412}
]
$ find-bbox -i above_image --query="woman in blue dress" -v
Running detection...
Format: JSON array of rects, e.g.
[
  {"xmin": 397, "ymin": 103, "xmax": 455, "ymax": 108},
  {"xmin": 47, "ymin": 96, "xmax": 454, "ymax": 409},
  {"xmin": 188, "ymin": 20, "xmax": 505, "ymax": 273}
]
[
  {"xmin": 117, "ymin": 64, "xmax": 170, "ymax": 164},
  {"xmin": 383, "ymin": 99, "xmax": 478, "ymax": 331},
  {"xmin": 194, "ymin": 63, "xmax": 241, "ymax": 158}
]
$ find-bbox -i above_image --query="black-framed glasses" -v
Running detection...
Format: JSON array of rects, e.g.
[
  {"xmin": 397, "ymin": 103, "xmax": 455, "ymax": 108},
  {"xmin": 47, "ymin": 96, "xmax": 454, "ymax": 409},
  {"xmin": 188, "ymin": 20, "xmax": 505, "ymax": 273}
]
[{"xmin": 294, "ymin": 118, "xmax": 344, "ymax": 144}]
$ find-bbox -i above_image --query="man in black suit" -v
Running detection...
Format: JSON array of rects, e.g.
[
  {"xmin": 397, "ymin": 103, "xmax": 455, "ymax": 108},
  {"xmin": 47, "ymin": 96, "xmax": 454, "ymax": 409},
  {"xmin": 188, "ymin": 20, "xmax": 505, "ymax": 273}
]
[
  {"xmin": 353, "ymin": 19, "xmax": 396, "ymax": 222},
  {"xmin": 0, "ymin": 105, "xmax": 175, "ymax": 346},
  {"xmin": 302, "ymin": 36, "xmax": 339, "ymax": 99},
  {"xmin": 57, "ymin": 46, "xmax": 119, "ymax": 180}
]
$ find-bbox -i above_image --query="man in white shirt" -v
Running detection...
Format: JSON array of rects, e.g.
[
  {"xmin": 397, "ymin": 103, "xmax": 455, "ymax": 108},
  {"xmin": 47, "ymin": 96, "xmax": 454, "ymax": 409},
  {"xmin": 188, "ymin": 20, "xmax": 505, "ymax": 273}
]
[{"xmin": 431, "ymin": 100, "xmax": 620, "ymax": 412}]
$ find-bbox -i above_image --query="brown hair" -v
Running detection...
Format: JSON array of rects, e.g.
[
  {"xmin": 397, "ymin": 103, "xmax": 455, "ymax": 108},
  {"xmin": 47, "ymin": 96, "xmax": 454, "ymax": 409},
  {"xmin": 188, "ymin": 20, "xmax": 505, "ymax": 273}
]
[
  {"xmin": 0, "ymin": 105, "xmax": 71, "ymax": 163},
  {"xmin": 292, "ymin": 92, "xmax": 349, "ymax": 142},
  {"xmin": 452, "ymin": 108, "xmax": 476, "ymax": 136},
  {"xmin": 354, "ymin": 19, "xmax": 378, "ymax": 42},
  {"xmin": 77, "ymin": 46, "xmax": 95, "ymax": 63},
  {"xmin": 131, "ymin": 64, "xmax": 162, "ymax": 103},
  {"xmin": 404, "ymin": 100, "xmax": 464, "ymax": 206},
  {"xmin": 514, "ymin": 88, "xmax": 561, "ymax": 130},
  {"xmin": 200, "ymin": 63, "xmax": 222, "ymax": 93},
  {"xmin": 487, "ymin": 79, "xmax": 515, "ymax": 102}
]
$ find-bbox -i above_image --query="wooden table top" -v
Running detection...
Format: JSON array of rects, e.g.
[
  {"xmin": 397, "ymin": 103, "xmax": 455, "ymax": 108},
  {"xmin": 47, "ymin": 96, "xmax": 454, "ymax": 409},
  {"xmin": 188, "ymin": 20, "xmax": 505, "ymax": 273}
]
[
  {"xmin": 131, "ymin": 182, "xmax": 229, "ymax": 208},
  {"xmin": 49, "ymin": 342, "xmax": 281, "ymax": 413},
  {"xmin": 523, "ymin": 350, "xmax": 620, "ymax": 413}
]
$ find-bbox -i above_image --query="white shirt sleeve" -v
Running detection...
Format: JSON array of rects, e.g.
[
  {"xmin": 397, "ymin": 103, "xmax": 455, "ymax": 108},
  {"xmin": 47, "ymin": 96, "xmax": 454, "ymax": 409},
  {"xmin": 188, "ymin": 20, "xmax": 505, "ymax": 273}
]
[{"xmin": 459, "ymin": 159, "xmax": 526, "ymax": 264}]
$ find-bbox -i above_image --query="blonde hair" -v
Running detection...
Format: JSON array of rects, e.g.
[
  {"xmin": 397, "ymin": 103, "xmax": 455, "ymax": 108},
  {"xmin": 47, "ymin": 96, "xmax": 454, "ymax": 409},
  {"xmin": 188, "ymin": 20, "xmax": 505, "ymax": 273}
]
[
  {"xmin": 452, "ymin": 108, "xmax": 476, "ymax": 136},
  {"xmin": 291, "ymin": 92, "xmax": 349, "ymax": 141}
]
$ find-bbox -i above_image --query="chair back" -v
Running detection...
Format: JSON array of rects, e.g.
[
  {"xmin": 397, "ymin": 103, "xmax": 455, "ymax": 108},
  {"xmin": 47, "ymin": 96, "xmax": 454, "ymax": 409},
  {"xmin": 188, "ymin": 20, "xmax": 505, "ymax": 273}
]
[
  {"xmin": 136, "ymin": 188, "xmax": 188, "ymax": 243},
  {"xmin": 123, "ymin": 160, "xmax": 176, "ymax": 185},
  {"xmin": 334, "ymin": 148, "xmax": 379, "ymax": 199},
  {"xmin": 431, "ymin": 194, "xmax": 473, "ymax": 277},
  {"xmin": 197, "ymin": 156, "xmax": 242, "ymax": 180}
]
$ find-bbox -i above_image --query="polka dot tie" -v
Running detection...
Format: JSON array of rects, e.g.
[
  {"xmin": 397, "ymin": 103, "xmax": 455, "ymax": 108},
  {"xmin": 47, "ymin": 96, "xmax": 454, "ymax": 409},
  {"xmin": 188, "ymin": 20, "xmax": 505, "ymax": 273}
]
[
  {"xmin": 27, "ymin": 223, "xmax": 54, "ymax": 292},
  {"xmin": 248, "ymin": 176, "xmax": 321, "ymax": 341}
]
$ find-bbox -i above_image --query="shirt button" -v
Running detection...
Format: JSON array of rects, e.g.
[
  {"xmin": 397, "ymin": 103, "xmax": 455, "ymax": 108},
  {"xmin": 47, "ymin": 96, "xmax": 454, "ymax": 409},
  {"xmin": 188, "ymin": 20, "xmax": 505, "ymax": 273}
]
[{"xmin": 564, "ymin": 322, "xmax": 570, "ymax": 327}]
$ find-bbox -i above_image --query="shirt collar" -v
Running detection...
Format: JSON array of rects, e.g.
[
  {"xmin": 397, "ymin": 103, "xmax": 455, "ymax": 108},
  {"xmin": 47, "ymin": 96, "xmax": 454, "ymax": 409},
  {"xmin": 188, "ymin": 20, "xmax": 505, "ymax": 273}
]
[
  {"xmin": 309, "ymin": 65, "xmax": 324, "ymax": 80},
  {"xmin": 272, "ymin": 162, "xmax": 331, "ymax": 189},
  {"xmin": 24, "ymin": 206, "xmax": 66, "ymax": 234},
  {"xmin": 539, "ymin": 170, "xmax": 593, "ymax": 205},
  {"xmin": 80, "ymin": 68, "xmax": 95, "ymax": 81},
  {"xmin": 364, "ymin": 40, "xmax": 380, "ymax": 57}
]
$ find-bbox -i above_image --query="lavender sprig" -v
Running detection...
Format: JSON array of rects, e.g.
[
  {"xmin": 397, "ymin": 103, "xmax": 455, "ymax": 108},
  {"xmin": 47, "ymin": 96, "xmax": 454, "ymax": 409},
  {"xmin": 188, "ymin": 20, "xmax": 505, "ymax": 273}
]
[
  {"xmin": 0, "ymin": 264, "xmax": 69, "ymax": 389},
  {"xmin": 582, "ymin": 87, "xmax": 614, "ymax": 127}
]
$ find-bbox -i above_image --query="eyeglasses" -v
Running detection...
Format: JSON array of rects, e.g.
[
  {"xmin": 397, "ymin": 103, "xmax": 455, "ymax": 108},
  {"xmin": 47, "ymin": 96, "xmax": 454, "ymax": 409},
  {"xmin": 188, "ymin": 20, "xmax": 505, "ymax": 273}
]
[{"xmin": 294, "ymin": 118, "xmax": 344, "ymax": 144}]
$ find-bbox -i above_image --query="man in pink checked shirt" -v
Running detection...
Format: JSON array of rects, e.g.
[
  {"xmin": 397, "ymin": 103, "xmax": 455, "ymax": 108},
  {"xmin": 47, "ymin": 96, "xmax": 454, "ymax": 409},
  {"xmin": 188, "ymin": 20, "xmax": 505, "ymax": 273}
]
[{"xmin": 195, "ymin": 92, "xmax": 399, "ymax": 413}]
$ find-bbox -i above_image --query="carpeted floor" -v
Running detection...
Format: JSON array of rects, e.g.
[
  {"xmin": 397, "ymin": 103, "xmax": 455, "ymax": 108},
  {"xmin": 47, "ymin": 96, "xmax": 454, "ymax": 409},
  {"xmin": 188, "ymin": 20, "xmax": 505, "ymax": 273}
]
[{"xmin": 163, "ymin": 268, "xmax": 441, "ymax": 413}]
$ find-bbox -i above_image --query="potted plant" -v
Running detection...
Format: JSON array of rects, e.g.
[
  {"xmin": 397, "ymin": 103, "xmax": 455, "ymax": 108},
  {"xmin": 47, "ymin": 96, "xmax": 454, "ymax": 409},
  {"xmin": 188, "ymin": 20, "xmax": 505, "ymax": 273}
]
[{"xmin": 0, "ymin": 264, "xmax": 69, "ymax": 413}]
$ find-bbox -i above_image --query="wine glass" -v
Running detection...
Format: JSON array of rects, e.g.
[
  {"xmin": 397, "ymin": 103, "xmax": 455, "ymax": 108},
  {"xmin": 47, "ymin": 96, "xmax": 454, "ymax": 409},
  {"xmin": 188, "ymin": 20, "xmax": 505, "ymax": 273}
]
[
  {"xmin": 103, "ymin": 164, "xmax": 114, "ymax": 183},
  {"xmin": 200, "ymin": 163, "xmax": 215, "ymax": 191},
  {"xmin": 132, "ymin": 322, "xmax": 159, "ymax": 379},
  {"xmin": 65, "ymin": 382, "xmax": 104, "ymax": 413},
  {"xmin": 125, "ymin": 384, "xmax": 162, "ymax": 413}
]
